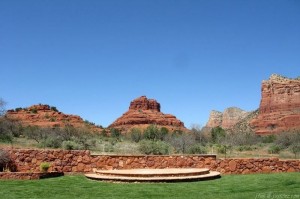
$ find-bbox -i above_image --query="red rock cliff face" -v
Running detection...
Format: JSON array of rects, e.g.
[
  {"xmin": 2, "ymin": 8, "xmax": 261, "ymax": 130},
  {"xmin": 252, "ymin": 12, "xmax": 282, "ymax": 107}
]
[
  {"xmin": 109, "ymin": 96, "xmax": 187, "ymax": 132},
  {"xmin": 206, "ymin": 108, "xmax": 250, "ymax": 129},
  {"xmin": 6, "ymin": 104, "xmax": 102, "ymax": 132},
  {"xmin": 206, "ymin": 111, "xmax": 223, "ymax": 128},
  {"xmin": 250, "ymin": 74, "xmax": 300, "ymax": 134},
  {"xmin": 222, "ymin": 108, "xmax": 250, "ymax": 129}
]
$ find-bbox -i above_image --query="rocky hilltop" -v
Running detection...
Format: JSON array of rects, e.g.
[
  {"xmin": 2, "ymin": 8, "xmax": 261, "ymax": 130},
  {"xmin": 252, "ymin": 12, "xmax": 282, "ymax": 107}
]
[
  {"xmin": 206, "ymin": 110, "xmax": 223, "ymax": 128},
  {"xmin": 250, "ymin": 74, "xmax": 300, "ymax": 134},
  {"xmin": 6, "ymin": 104, "xmax": 102, "ymax": 132},
  {"xmin": 109, "ymin": 96, "xmax": 188, "ymax": 132},
  {"xmin": 206, "ymin": 107, "xmax": 250, "ymax": 129}
]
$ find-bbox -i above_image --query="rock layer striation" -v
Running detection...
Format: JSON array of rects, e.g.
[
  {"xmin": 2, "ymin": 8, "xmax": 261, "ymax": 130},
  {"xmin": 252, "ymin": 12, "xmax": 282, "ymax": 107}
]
[
  {"xmin": 109, "ymin": 96, "xmax": 187, "ymax": 132},
  {"xmin": 250, "ymin": 74, "xmax": 300, "ymax": 134}
]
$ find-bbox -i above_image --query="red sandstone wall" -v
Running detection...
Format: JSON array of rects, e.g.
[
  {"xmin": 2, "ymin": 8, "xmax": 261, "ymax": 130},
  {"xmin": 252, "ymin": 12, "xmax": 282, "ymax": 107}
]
[
  {"xmin": 0, "ymin": 172, "xmax": 63, "ymax": 180},
  {"xmin": 4, "ymin": 149, "xmax": 300, "ymax": 174},
  {"xmin": 212, "ymin": 158, "xmax": 299, "ymax": 174}
]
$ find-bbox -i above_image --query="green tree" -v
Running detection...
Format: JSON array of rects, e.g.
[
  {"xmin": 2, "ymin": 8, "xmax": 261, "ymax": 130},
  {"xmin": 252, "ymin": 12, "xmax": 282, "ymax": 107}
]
[
  {"xmin": 143, "ymin": 125, "xmax": 160, "ymax": 141},
  {"xmin": 191, "ymin": 124, "xmax": 208, "ymax": 144},
  {"xmin": 165, "ymin": 131, "xmax": 195, "ymax": 153},
  {"xmin": 50, "ymin": 106, "xmax": 58, "ymax": 112},
  {"xmin": 139, "ymin": 140, "xmax": 170, "ymax": 155},
  {"xmin": 211, "ymin": 126, "xmax": 226, "ymax": 144},
  {"xmin": 158, "ymin": 127, "xmax": 169, "ymax": 141},
  {"xmin": 130, "ymin": 128, "xmax": 142, "ymax": 143},
  {"xmin": 290, "ymin": 144, "xmax": 300, "ymax": 158},
  {"xmin": 188, "ymin": 144, "xmax": 207, "ymax": 154},
  {"xmin": 0, "ymin": 118, "xmax": 22, "ymax": 147},
  {"xmin": 110, "ymin": 128, "xmax": 121, "ymax": 139}
]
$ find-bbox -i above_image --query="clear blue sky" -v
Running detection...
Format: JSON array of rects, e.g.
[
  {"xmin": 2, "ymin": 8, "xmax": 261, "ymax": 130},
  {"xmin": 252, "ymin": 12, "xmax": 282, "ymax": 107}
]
[{"xmin": 1, "ymin": 0, "xmax": 299, "ymax": 128}]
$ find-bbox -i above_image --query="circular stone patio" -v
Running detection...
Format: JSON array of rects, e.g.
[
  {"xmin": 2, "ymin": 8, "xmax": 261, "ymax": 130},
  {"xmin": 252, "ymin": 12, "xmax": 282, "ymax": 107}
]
[{"xmin": 85, "ymin": 168, "xmax": 220, "ymax": 182}]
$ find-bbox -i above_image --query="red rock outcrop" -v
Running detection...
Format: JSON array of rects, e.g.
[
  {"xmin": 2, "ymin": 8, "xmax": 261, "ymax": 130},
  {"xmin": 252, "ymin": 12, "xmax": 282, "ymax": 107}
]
[
  {"xmin": 231, "ymin": 109, "xmax": 259, "ymax": 133},
  {"xmin": 206, "ymin": 107, "xmax": 250, "ymax": 129},
  {"xmin": 109, "ymin": 96, "xmax": 187, "ymax": 132},
  {"xmin": 222, "ymin": 107, "xmax": 250, "ymax": 129},
  {"xmin": 250, "ymin": 74, "xmax": 300, "ymax": 134},
  {"xmin": 5, "ymin": 104, "xmax": 102, "ymax": 132},
  {"xmin": 206, "ymin": 110, "xmax": 223, "ymax": 128}
]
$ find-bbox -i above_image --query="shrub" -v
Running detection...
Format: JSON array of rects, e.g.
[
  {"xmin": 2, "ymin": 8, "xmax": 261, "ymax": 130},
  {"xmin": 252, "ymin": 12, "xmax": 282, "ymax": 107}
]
[
  {"xmin": 275, "ymin": 132, "xmax": 300, "ymax": 149},
  {"xmin": 139, "ymin": 140, "xmax": 170, "ymax": 155},
  {"xmin": 143, "ymin": 125, "xmax": 168, "ymax": 141},
  {"xmin": 188, "ymin": 144, "xmax": 207, "ymax": 154},
  {"xmin": 104, "ymin": 143, "xmax": 114, "ymax": 152},
  {"xmin": 237, "ymin": 145, "xmax": 254, "ymax": 152},
  {"xmin": 262, "ymin": 135, "xmax": 276, "ymax": 143},
  {"xmin": 62, "ymin": 140, "xmax": 81, "ymax": 150},
  {"xmin": 217, "ymin": 145, "xmax": 226, "ymax": 154},
  {"xmin": 101, "ymin": 129, "xmax": 108, "ymax": 137},
  {"xmin": 84, "ymin": 120, "xmax": 95, "ymax": 126},
  {"xmin": 211, "ymin": 127, "xmax": 226, "ymax": 144},
  {"xmin": 43, "ymin": 137, "xmax": 63, "ymax": 148},
  {"xmin": 268, "ymin": 145, "xmax": 281, "ymax": 154},
  {"xmin": 0, "ymin": 118, "xmax": 16, "ymax": 144},
  {"xmin": 130, "ymin": 128, "xmax": 142, "ymax": 143},
  {"xmin": 110, "ymin": 128, "xmax": 121, "ymax": 139},
  {"xmin": 143, "ymin": 125, "xmax": 160, "ymax": 140},
  {"xmin": 225, "ymin": 131, "xmax": 259, "ymax": 146},
  {"xmin": 158, "ymin": 127, "xmax": 169, "ymax": 141},
  {"xmin": 217, "ymin": 145, "xmax": 232, "ymax": 158},
  {"xmin": 290, "ymin": 143, "xmax": 300, "ymax": 158},
  {"xmin": 31, "ymin": 108, "xmax": 38, "ymax": 114},
  {"xmin": 15, "ymin": 107, "xmax": 23, "ymax": 112},
  {"xmin": 40, "ymin": 162, "xmax": 50, "ymax": 172},
  {"xmin": 50, "ymin": 106, "xmax": 58, "ymax": 112},
  {"xmin": 0, "ymin": 149, "xmax": 10, "ymax": 171},
  {"xmin": 165, "ymin": 133, "xmax": 195, "ymax": 153}
]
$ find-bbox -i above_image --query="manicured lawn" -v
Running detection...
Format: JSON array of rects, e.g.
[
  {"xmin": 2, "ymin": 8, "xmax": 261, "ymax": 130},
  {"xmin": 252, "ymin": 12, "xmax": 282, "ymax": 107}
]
[{"xmin": 0, "ymin": 173, "xmax": 299, "ymax": 199}]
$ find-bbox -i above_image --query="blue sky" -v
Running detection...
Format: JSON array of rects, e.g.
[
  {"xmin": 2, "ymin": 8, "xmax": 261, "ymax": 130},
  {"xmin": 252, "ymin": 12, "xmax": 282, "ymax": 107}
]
[{"xmin": 1, "ymin": 0, "xmax": 299, "ymax": 128}]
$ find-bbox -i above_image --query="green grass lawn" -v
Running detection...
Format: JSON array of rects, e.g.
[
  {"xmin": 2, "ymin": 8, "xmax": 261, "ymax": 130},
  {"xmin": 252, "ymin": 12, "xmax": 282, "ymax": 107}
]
[{"xmin": 0, "ymin": 173, "xmax": 299, "ymax": 199}]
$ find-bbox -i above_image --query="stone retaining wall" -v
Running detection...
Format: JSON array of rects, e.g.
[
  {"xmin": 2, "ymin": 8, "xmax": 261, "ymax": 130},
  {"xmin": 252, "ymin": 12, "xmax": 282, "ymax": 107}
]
[
  {"xmin": 4, "ymin": 149, "xmax": 300, "ymax": 174},
  {"xmin": 0, "ymin": 172, "xmax": 64, "ymax": 180},
  {"xmin": 212, "ymin": 158, "xmax": 299, "ymax": 174}
]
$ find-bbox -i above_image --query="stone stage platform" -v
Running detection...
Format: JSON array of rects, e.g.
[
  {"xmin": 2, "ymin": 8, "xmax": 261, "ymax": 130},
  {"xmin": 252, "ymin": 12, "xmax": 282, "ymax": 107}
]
[{"xmin": 85, "ymin": 168, "xmax": 220, "ymax": 182}]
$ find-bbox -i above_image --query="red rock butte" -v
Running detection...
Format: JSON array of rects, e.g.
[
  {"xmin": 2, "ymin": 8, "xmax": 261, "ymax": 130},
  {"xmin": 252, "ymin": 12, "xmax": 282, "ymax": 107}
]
[
  {"xmin": 250, "ymin": 74, "xmax": 300, "ymax": 134},
  {"xmin": 6, "ymin": 104, "xmax": 102, "ymax": 132},
  {"xmin": 109, "ymin": 96, "xmax": 188, "ymax": 132}
]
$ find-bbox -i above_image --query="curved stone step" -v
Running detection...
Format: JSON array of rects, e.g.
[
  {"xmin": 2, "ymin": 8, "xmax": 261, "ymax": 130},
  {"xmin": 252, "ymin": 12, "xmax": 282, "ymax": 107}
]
[
  {"xmin": 85, "ymin": 170, "xmax": 220, "ymax": 183},
  {"xmin": 94, "ymin": 168, "xmax": 210, "ymax": 178}
]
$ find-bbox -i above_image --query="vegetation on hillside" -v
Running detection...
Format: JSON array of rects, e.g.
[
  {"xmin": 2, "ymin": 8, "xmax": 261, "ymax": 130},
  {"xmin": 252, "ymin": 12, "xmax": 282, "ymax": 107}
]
[{"xmin": 1, "ymin": 98, "xmax": 300, "ymax": 158}]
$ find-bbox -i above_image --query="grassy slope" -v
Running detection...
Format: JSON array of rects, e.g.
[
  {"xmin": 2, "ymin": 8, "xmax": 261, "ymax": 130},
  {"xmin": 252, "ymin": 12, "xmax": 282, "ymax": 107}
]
[{"xmin": 0, "ymin": 173, "xmax": 299, "ymax": 199}]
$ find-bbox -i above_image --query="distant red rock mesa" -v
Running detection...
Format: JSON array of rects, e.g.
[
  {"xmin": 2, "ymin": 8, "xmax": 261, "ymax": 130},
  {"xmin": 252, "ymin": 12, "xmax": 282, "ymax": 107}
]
[
  {"xmin": 6, "ymin": 104, "xmax": 102, "ymax": 132},
  {"xmin": 109, "ymin": 96, "xmax": 188, "ymax": 132},
  {"xmin": 206, "ymin": 108, "xmax": 250, "ymax": 129},
  {"xmin": 250, "ymin": 74, "xmax": 300, "ymax": 134}
]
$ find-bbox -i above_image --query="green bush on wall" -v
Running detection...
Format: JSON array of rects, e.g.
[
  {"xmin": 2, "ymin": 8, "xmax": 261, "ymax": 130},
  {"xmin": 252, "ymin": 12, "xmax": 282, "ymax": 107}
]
[{"xmin": 40, "ymin": 162, "xmax": 51, "ymax": 173}]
